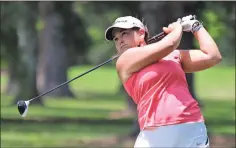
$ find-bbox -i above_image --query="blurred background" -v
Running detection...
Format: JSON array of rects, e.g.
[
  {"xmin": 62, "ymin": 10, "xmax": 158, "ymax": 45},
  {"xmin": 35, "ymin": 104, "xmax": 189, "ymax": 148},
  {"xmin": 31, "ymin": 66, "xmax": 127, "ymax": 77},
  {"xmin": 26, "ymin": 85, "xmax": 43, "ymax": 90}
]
[{"xmin": 1, "ymin": 1, "xmax": 235, "ymax": 148}]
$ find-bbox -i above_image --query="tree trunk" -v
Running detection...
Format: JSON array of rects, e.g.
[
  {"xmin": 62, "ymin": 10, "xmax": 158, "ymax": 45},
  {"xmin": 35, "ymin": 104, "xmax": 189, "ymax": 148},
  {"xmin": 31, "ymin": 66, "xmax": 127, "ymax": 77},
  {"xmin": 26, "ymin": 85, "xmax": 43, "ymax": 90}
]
[
  {"xmin": 14, "ymin": 2, "xmax": 42, "ymax": 105},
  {"xmin": 37, "ymin": 1, "xmax": 74, "ymax": 97},
  {"xmin": 140, "ymin": 2, "xmax": 168, "ymax": 37},
  {"xmin": 6, "ymin": 57, "xmax": 19, "ymax": 95},
  {"xmin": 179, "ymin": 33, "xmax": 202, "ymax": 106}
]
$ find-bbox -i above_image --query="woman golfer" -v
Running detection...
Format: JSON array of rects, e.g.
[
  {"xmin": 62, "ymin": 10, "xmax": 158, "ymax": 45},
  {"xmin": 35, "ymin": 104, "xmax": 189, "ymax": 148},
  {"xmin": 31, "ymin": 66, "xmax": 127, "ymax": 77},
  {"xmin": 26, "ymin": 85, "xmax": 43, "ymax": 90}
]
[{"xmin": 105, "ymin": 15, "xmax": 222, "ymax": 147}]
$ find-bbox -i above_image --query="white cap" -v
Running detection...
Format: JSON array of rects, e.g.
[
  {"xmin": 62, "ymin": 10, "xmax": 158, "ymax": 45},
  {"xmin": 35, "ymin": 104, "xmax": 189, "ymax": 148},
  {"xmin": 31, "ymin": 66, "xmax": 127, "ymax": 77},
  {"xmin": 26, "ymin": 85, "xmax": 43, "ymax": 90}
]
[{"xmin": 105, "ymin": 16, "xmax": 148, "ymax": 41}]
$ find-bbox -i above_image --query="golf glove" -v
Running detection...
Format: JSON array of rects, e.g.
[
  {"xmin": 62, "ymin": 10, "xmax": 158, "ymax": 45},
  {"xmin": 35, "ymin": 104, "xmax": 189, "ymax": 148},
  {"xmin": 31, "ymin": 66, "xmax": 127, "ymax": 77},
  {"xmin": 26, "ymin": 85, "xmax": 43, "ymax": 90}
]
[{"xmin": 177, "ymin": 15, "xmax": 203, "ymax": 33}]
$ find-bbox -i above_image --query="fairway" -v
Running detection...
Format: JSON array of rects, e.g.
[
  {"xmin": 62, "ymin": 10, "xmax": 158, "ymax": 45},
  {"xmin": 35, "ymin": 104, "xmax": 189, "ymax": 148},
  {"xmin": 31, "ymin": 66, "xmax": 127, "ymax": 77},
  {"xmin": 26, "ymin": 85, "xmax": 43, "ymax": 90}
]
[
  {"xmin": 195, "ymin": 66, "xmax": 235, "ymax": 100},
  {"xmin": 1, "ymin": 65, "xmax": 235, "ymax": 147}
]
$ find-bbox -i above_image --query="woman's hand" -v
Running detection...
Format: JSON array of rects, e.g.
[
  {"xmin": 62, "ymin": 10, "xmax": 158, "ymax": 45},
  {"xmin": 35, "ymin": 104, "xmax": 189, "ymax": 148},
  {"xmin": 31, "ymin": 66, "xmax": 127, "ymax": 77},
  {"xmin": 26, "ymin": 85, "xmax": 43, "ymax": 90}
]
[
  {"xmin": 162, "ymin": 22, "xmax": 183, "ymax": 49},
  {"xmin": 163, "ymin": 22, "xmax": 182, "ymax": 34}
]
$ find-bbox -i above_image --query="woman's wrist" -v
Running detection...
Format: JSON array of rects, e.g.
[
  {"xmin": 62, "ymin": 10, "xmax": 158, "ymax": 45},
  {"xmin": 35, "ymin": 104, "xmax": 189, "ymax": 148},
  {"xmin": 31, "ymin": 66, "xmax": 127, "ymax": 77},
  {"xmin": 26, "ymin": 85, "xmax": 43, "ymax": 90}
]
[
  {"xmin": 192, "ymin": 22, "xmax": 203, "ymax": 34},
  {"xmin": 193, "ymin": 27, "xmax": 205, "ymax": 39}
]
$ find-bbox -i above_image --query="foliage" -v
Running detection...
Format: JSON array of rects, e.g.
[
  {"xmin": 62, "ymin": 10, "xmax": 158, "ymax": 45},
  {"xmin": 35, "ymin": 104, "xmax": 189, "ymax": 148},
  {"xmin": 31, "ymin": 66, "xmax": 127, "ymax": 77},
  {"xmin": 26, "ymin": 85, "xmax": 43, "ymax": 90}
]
[
  {"xmin": 196, "ymin": 2, "xmax": 235, "ymax": 66},
  {"xmin": 1, "ymin": 2, "xmax": 235, "ymax": 67}
]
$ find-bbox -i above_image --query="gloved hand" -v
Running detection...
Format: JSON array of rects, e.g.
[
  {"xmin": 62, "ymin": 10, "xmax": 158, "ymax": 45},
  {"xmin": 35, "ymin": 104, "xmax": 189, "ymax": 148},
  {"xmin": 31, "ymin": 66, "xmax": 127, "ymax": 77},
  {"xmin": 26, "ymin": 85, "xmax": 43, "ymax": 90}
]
[{"xmin": 177, "ymin": 15, "xmax": 203, "ymax": 33}]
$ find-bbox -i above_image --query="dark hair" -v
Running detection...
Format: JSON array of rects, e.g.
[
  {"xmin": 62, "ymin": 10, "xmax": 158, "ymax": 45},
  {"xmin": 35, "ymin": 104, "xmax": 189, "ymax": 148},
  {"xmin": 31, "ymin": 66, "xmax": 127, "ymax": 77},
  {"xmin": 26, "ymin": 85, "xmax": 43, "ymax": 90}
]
[
  {"xmin": 133, "ymin": 16, "xmax": 149, "ymax": 42},
  {"xmin": 132, "ymin": 27, "xmax": 149, "ymax": 43}
]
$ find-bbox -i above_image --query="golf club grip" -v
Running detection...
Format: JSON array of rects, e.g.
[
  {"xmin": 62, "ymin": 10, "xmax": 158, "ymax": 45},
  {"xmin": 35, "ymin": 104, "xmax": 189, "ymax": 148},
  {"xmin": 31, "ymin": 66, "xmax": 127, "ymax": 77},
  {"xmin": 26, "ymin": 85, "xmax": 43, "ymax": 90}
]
[{"xmin": 147, "ymin": 32, "xmax": 166, "ymax": 44}]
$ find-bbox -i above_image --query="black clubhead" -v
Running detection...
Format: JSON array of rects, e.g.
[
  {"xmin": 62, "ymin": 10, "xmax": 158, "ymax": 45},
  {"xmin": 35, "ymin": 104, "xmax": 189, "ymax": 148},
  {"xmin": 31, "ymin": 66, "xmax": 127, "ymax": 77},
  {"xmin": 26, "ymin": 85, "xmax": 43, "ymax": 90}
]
[{"xmin": 17, "ymin": 101, "xmax": 27, "ymax": 115}]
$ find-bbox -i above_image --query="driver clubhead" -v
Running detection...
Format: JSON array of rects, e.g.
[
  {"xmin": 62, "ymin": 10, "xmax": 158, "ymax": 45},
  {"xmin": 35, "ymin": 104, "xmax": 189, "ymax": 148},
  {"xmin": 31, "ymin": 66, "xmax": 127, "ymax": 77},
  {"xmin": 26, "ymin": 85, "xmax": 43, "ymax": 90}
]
[{"xmin": 17, "ymin": 100, "xmax": 30, "ymax": 117}]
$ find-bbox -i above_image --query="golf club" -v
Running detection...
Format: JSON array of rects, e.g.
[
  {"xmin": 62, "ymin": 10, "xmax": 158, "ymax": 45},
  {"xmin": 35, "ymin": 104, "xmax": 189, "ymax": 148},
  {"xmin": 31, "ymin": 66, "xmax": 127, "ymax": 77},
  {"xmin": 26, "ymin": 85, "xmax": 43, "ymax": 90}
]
[{"xmin": 17, "ymin": 31, "xmax": 166, "ymax": 118}]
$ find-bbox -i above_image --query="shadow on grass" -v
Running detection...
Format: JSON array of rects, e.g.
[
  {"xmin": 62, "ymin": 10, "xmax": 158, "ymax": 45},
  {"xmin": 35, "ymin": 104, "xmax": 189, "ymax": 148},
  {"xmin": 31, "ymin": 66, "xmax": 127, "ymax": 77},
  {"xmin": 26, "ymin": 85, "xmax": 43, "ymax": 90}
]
[
  {"xmin": 1, "ymin": 121, "xmax": 131, "ymax": 148},
  {"xmin": 1, "ymin": 121, "xmax": 131, "ymax": 134},
  {"xmin": 2, "ymin": 96, "xmax": 235, "ymax": 134},
  {"xmin": 205, "ymin": 119, "xmax": 235, "ymax": 126},
  {"xmin": 2, "ymin": 117, "xmax": 133, "ymax": 125},
  {"xmin": 2, "ymin": 105, "xmax": 133, "ymax": 123}
]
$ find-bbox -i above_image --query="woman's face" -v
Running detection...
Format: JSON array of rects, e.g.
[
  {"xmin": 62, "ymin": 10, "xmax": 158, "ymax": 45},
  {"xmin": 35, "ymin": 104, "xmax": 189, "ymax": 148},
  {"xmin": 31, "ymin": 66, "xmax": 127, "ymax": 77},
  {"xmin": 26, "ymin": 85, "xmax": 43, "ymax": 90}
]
[{"xmin": 112, "ymin": 28, "xmax": 145, "ymax": 54}]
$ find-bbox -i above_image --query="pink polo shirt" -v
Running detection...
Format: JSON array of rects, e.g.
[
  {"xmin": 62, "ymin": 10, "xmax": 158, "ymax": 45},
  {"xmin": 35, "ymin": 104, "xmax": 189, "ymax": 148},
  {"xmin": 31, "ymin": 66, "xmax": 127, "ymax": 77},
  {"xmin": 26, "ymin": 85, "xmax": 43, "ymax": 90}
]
[{"xmin": 123, "ymin": 50, "xmax": 204, "ymax": 130}]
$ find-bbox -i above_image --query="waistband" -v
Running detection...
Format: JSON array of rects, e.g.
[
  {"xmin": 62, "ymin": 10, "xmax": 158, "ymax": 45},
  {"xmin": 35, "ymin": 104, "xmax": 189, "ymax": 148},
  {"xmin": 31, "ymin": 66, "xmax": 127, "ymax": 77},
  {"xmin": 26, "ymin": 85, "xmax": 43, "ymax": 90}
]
[{"xmin": 143, "ymin": 121, "xmax": 204, "ymax": 131}]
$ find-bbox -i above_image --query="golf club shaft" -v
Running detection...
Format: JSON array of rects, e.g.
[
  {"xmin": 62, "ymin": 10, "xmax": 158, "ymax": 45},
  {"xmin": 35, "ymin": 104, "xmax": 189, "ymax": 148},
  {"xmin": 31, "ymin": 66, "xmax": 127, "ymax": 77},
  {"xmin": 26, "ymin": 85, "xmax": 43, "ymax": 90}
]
[
  {"xmin": 147, "ymin": 32, "xmax": 166, "ymax": 44},
  {"xmin": 29, "ymin": 55, "xmax": 118, "ymax": 102},
  {"xmin": 28, "ymin": 31, "xmax": 166, "ymax": 102}
]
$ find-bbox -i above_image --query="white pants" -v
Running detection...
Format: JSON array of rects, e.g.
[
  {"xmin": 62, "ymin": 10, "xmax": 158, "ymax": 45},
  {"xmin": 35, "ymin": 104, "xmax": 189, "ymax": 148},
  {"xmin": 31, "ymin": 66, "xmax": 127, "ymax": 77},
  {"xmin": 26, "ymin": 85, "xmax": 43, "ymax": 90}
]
[{"xmin": 134, "ymin": 122, "xmax": 209, "ymax": 148}]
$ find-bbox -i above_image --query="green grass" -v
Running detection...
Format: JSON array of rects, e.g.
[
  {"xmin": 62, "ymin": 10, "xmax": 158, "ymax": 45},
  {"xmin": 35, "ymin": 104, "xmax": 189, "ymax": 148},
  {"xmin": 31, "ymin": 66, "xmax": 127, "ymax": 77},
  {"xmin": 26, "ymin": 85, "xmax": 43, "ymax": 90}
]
[
  {"xmin": 1, "ymin": 122, "xmax": 130, "ymax": 147},
  {"xmin": 1, "ymin": 96, "xmax": 235, "ymax": 147},
  {"xmin": 68, "ymin": 65, "xmax": 120, "ymax": 95},
  {"xmin": 1, "ymin": 96, "xmax": 126, "ymax": 120},
  {"xmin": 195, "ymin": 66, "xmax": 235, "ymax": 100},
  {"xmin": 1, "ymin": 65, "xmax": 235, "ymax": 147},
  {"xmin": 1, "ymin": 96, "xmax": 235, "ymax": 133},
  {"xmin": 202, "ymin": 99, "xmax": 235, "ymax": 135},
  {"xmin": 1, "ymin": 65, "xmax": 235, "ymax": 99}
]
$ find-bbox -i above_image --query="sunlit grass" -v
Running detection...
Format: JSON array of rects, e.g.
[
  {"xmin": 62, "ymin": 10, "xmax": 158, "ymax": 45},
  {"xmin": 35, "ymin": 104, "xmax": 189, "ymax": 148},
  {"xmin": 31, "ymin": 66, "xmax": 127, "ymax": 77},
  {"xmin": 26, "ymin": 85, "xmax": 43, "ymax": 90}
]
[
  {"xmin": 68, "ymin": 65, "xmax": 120, "ymax": 95},
  {"xmin": 195, "ymin": 66, "xmax": 235, "ymax": 100}
]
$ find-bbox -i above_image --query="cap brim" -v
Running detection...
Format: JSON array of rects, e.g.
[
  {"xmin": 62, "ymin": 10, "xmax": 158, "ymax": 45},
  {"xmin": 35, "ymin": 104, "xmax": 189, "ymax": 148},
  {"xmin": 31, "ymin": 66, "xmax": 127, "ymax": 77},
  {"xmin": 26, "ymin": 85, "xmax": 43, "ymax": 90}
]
[{"xmin": 105, "ymin": 24, "xmax": 134, "ymax": 41}]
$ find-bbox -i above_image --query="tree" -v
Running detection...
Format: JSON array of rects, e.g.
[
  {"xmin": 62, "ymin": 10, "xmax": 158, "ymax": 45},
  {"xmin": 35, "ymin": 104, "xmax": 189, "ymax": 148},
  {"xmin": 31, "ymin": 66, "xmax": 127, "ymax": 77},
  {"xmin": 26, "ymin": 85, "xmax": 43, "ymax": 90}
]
[
  {"xmin": 55, "ymin": 2, "xmax": 91, "ymax": 66},
  {"xmin": 37, "ymin": 1, "xmax": 74, "ymax": 97},
  {"xmin": 14, "ymin": 2, "xmax": 42, "ymax": 105}
]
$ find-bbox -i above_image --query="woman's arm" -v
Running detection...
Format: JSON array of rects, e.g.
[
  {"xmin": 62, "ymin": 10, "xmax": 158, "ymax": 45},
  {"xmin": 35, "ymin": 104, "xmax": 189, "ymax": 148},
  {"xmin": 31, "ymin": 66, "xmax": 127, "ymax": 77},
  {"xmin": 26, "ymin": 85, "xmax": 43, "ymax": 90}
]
[
  {"xmin": 180, "ymin": 27, "xmax": 222, "ymax": 73},
  {"xmin": 116, "ymin": 22, "xmax": 183, "ymax": 83}
]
